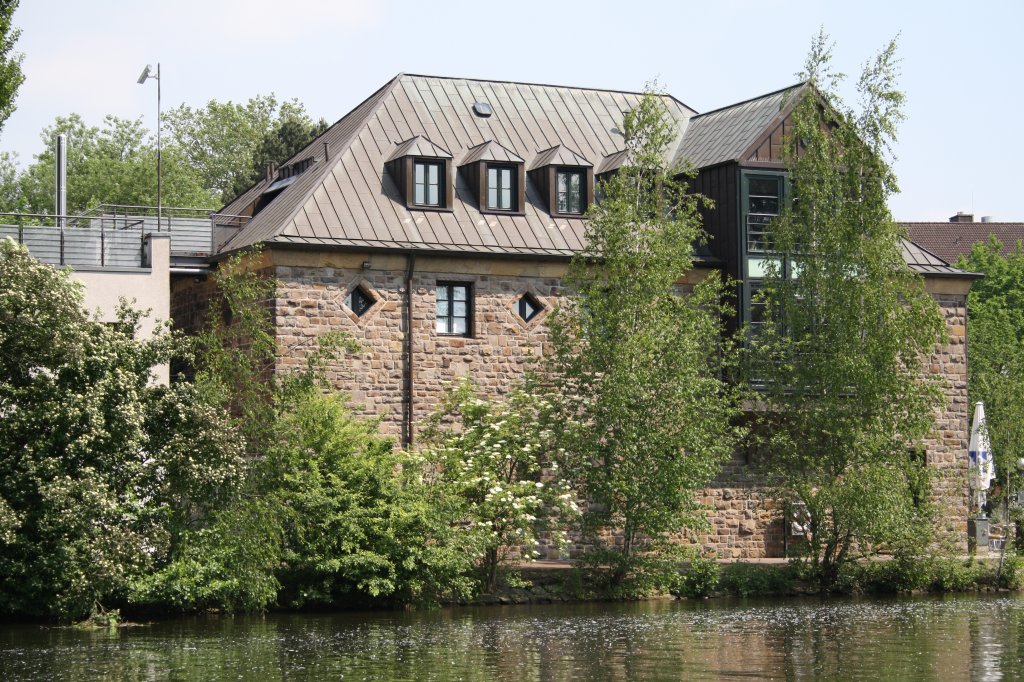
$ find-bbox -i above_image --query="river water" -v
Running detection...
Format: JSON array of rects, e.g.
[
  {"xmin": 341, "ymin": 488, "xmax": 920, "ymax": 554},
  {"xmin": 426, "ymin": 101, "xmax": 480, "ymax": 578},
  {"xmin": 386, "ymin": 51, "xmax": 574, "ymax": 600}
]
[{"xmin": 2, "ymin": 593, "xmax": 1022, "ymax": 680}]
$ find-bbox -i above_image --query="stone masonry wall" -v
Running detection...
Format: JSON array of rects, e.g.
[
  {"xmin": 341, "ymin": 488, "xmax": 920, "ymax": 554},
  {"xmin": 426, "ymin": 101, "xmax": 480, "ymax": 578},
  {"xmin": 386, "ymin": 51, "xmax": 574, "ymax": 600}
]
[
  {"xmin": 174, "ymin": 249, "xmax": 974, "ymax": 559},
  {"xmin": 921, "ymin": 288, "xmax": 971, "ymax": 552}
]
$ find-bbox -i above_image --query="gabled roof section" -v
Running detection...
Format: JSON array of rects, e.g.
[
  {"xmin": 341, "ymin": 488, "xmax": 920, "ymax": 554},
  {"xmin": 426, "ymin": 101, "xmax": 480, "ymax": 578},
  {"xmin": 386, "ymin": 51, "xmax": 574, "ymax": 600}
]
[
  {"xmin": 675, "ymin": 83, "xmax": 806, "ymax": 169},
  {"xmin": 386, "ymin": 135, "xmax": 452, "ymax": 162},
  {"xmin": 597, "ymin": 149, "xmax": 628, "ymax": 175},
  {"xmin": 459, "ymin": 140, "xmax": 524, "ymax": 166},
  {"xmin": 215, "ymin": 73, "xmax": 696, "ymax": 258},
  {"xmin": 528, "ymin": 144, "xmax": 592, "ymax": 171},
  {"xmin": 900, "ymin": 237, "xmax": 981, "ymax": 278}
]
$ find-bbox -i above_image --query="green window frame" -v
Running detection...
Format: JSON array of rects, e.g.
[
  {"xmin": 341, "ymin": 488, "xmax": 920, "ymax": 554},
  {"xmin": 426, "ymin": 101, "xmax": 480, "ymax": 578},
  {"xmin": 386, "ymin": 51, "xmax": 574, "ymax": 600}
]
[{"xmin": 740, "ymin": 170, "xmax": 788, "ymax": 328}]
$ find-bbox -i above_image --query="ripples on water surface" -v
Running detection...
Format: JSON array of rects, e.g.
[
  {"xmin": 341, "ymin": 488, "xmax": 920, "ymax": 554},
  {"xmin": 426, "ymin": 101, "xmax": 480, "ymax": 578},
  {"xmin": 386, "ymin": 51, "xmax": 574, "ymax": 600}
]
[{"xmin": 2, "ymin": 592, "xmax": 1023, "ymax": 680}]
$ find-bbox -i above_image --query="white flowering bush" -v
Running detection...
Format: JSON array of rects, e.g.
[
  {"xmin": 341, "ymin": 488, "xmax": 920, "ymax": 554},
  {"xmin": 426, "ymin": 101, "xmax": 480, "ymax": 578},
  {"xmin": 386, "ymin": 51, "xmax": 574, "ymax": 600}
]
[
  {"xmin": 422, "ymin": 379, "xmax": 579, "ymax": 590},
  {"xmin": 0, "ymin": 240, "xmax": 244, "ymax": 620}
]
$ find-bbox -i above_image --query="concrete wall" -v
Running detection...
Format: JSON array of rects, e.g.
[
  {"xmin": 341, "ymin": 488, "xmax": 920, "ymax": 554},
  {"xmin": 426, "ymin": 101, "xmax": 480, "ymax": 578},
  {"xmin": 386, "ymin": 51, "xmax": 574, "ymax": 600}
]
[{"xmin": 73, "ymin": 234, "xmax": 171, "ymax": 384}]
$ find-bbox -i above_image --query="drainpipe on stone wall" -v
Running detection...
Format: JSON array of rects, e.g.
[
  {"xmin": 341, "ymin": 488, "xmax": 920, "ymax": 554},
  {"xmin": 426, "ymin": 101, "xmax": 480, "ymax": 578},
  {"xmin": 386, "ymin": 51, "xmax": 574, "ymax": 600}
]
[{"xmin": 403, "ymin": 252, "xmax": 416, "ymax": 449}]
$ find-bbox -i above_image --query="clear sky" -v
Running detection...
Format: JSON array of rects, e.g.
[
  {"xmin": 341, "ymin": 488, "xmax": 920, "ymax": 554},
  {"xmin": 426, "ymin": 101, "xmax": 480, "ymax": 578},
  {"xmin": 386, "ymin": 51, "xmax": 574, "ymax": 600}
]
[{"xmin": 3, "ymin": 0, "xmax": 1021, "ymax": 221}]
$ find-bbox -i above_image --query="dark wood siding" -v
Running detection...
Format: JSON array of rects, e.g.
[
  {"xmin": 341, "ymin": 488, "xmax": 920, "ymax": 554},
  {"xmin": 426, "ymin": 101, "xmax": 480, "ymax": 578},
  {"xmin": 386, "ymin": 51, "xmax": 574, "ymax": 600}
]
[
  {"xmin": 692, "ymin": 162, "xmax": 739, "ymax": 280},
  {"xmin": 746, "ymin": 113, "xmax": 793, "ymax": 164}
]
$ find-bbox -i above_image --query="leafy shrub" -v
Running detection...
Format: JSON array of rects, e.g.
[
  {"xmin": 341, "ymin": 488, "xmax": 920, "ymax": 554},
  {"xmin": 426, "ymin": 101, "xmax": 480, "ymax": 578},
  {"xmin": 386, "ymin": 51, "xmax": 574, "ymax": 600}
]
[
  {"xmin": 421, "ymin": 379, "xmax": 579, "ymax": 591},
  {"xmin": 718, "ymin": 562, "xmax": 796, "ymax": 597},
  {"xmin": 672, "ymin": 553, "xmax": 720, "ymax": 599}
]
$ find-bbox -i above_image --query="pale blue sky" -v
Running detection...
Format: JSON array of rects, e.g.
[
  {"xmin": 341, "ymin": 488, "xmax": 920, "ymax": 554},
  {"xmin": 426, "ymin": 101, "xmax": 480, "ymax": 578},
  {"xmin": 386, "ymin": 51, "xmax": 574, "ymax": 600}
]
[{"xmin": 3, "ymin": 0, "xmax": 1021, "ymax": 221}]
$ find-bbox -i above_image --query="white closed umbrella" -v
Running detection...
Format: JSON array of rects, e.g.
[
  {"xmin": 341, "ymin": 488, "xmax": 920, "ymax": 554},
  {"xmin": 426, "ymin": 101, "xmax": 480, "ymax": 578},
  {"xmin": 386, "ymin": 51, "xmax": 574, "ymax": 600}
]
[{"xmin": 969, "ymin": 401, "xmax": 995, "ymax": 514}]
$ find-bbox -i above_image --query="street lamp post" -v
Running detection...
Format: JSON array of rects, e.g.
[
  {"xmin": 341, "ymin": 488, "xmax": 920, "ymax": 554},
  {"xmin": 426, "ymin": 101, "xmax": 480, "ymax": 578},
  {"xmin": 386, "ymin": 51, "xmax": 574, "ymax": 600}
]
[{"xmin": 137, "ymin": 63, "xmax": 161, "ymax": 231}]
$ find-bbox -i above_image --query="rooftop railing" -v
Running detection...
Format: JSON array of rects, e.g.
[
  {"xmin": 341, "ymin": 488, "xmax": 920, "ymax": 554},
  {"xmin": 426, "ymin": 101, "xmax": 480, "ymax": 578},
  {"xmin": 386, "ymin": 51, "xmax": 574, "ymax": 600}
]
[{"xmin": 0, "ymin": 205, "xmax": 252, "ymax": 269}]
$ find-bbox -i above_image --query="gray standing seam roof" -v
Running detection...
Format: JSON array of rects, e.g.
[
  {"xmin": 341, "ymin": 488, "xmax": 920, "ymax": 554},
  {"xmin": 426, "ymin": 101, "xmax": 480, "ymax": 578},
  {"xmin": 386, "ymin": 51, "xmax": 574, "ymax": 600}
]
[
  {"xmin": 900, "ymin": 237, "xmax": 981, "ymax": 278},
  {"xmin": 458, "ymin": 140, "xmax": 525, "ymax": 165},
  {"xmin": 674, "ymin": 83, "xmax": 804, "ymax": 169},
  {"xmin": 217, "ymin": 74, "xmax": 695, "ymax": 256}
]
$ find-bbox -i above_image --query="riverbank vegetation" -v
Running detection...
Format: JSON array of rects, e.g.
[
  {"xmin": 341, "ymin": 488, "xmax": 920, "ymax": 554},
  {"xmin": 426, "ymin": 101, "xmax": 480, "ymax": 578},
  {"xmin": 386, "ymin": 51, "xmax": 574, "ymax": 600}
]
[
  {"xmin": 671, "ymin": 555, "xmax": 1024, "ymax": 601},
  {"xmin": 958, "ymin": 238, "xmax": 1024, "ymax": 518}
]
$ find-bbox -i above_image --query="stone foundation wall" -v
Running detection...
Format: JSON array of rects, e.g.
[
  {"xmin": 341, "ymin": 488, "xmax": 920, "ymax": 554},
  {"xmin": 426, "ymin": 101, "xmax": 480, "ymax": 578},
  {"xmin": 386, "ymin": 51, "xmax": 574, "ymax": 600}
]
[{"xmin": 172, "ymin": 249, "xmax": 974, "ymax": 559}]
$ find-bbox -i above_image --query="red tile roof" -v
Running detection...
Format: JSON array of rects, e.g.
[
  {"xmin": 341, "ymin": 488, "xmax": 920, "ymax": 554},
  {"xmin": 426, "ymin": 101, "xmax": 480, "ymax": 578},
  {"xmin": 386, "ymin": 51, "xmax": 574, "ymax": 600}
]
[{"xmin": 903, "ymin": 222, "xmax": 1024, "ymax": 264}]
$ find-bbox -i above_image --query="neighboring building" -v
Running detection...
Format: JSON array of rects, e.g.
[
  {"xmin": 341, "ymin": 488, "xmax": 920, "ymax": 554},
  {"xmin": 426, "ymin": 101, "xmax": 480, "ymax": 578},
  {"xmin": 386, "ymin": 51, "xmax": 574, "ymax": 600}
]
[
  {"xmin": 104, "ymin": 74, "xmax": 976, "ymax": 558},
  {"xmin": 905, "ymin": 212, "xmax": 1024, "ymax": 264},
  {"xmin": 1, "ymin": 208, "xmax": 215, "ymax": 384}
]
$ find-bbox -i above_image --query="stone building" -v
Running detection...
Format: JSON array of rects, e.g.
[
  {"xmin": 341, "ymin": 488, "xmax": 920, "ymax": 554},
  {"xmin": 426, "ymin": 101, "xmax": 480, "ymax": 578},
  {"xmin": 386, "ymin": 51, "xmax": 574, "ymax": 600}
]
[{"xmin": 175, "ymin": 74, "xmax": 978, "ymax": 557}]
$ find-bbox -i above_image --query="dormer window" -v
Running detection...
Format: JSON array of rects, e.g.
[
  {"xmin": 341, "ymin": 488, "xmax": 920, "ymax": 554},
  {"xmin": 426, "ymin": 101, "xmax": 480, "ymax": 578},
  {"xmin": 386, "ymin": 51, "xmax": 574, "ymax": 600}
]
[
  {"xmin": 459, "ymin": 141, "xmax": 525, "ymax": 215},
  {"xmin": 528, "ymin": 145, "xmax": 593, "ymax": 218},
  {"xmin": 386, "ymin": 136, "xmax": 453, "ymax": 211},
  {"xmin": 414, "ymin": 160, "xmax": 443, "ymax": 207},
  {"xmin": 487, "ymin": 165, "xmax": 515, "ymax": 211},
  {"xmin": 557, "ymin": 169, "xmax": 584, "ymax": 214}
]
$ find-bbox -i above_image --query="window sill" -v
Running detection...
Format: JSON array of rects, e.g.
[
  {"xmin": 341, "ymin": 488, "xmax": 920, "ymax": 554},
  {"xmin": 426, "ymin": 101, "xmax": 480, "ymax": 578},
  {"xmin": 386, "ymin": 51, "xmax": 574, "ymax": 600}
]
[
  {"xmin": 409, "ymin": 205, "xmax": 454, "ymax": 213},
  {"xmin": 480, "ymin": 209, "xmax": 526, "ymax": 217}
]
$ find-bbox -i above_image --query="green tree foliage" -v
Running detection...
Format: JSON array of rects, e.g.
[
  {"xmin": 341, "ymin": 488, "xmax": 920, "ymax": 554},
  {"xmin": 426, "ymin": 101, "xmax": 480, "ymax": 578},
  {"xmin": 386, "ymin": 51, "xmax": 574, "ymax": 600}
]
[
  {"xmin": 546, "ymin": 89, "xmax": 741, "ymax": 583},
  {"xmin": 139, "ymin": 251, "xmax": 475, "ymax": 612},
  {"xmin": 229, "ymin": 112, "xmax": 328, "ymax": 201},
  {"xmin": 164, "ymin": 95, "xmax": 326, "ymax": 204},
  {"xmin": 0, "ymin": 0, "xmax": 23, "ymax": 134},
  {"xmin": 0, "ymin": 239, "xmax": 242, "ymax": 619},
  {"xmin": 958, "ymin": 237, "xmax": 1024, "ymax": 497},
  {"xmin": 748, "ymin": 33, "xmax": 946, "ymax": 587},
  {"xmin": 263, "ymin": 391, "xmax": 476, "ymax": 607},
  {"xmin": 422, "ymin": 379, "xmax": 580, "ymax": 591},
  {"xmin": 0, "ymin": 114, "xmax": 216, "ymax": 215}
]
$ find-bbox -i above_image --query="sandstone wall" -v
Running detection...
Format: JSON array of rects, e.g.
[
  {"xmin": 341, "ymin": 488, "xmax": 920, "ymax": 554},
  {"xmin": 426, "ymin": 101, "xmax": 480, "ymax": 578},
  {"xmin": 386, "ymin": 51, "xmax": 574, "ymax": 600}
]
[
  {"xmin": 173, "ymin": 248, "xmax": 974, "ymax": 559},
  {"xmin": 921, "ymin": 286, "xmax": 971, "ymax": 552}
]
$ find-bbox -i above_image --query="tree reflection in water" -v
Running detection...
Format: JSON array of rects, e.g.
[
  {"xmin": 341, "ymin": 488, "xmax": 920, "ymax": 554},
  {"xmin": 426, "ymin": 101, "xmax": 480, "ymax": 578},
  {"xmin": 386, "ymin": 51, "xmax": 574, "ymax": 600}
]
[{"xmin": 1, "ymin": 594, "xmax": 1022, "ymax": 680}]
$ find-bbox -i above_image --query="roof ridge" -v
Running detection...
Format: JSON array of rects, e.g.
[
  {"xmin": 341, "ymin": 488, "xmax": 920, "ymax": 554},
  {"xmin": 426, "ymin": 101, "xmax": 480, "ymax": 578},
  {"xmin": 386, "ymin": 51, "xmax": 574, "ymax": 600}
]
[
  {"xmin": 398, "ymin": 73, "xmax": 698, "ymax": 115},
  {"xmin": 691, "ymin": 82, "xmax": 807, "ymax": 119}
]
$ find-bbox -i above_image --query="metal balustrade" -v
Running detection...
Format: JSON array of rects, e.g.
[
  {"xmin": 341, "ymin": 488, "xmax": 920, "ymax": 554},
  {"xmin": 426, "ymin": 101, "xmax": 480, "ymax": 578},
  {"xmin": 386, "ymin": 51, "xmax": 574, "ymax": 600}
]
[{"xmin": 0, "ymin": 206, "xmax": 250, "ymax": 269}]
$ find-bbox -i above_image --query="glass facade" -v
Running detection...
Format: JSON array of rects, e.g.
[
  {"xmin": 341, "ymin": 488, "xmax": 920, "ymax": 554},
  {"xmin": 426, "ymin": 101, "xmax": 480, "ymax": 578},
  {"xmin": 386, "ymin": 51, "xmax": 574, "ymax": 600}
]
[{"xmin": 741, "ymin": 171, "xmax": 786, "ymax": 329}]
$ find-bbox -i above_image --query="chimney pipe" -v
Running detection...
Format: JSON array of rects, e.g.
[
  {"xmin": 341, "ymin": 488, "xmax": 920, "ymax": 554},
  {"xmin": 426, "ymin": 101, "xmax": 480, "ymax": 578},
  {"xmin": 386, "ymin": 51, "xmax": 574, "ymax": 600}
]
[
  {"xmin": 981, "ymin": 216, "xmax": 994, "ymax": 223},
  {"xmin": 55, "ymin": 134, "xmax": 67, "ymax": 228}
]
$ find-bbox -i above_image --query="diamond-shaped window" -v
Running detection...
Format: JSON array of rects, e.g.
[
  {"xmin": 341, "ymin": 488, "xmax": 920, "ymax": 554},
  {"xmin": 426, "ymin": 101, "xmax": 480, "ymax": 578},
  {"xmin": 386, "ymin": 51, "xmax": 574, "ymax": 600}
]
[
  {"xmin": 517, "ymin": 292, "xmax": 543, "ymax": 322},
  {"xmin": 345, "ymin": 286, "xmax": 375, "ymax": 317}
]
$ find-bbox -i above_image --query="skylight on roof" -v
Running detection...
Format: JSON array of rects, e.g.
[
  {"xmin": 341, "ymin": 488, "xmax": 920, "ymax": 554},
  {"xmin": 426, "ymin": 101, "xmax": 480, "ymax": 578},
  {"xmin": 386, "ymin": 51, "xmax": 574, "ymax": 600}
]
[{"xmin": 472, "ymin": 102, "xmax": 493, "ymax": 117}]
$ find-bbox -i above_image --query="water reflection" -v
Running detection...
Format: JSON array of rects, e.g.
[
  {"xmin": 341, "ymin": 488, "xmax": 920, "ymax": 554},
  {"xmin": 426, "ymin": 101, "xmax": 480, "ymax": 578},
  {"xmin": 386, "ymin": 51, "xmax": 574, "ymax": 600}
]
[{"xmin": 2, "ymin": 594, "xmax": 1024, "ymax": 680}]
